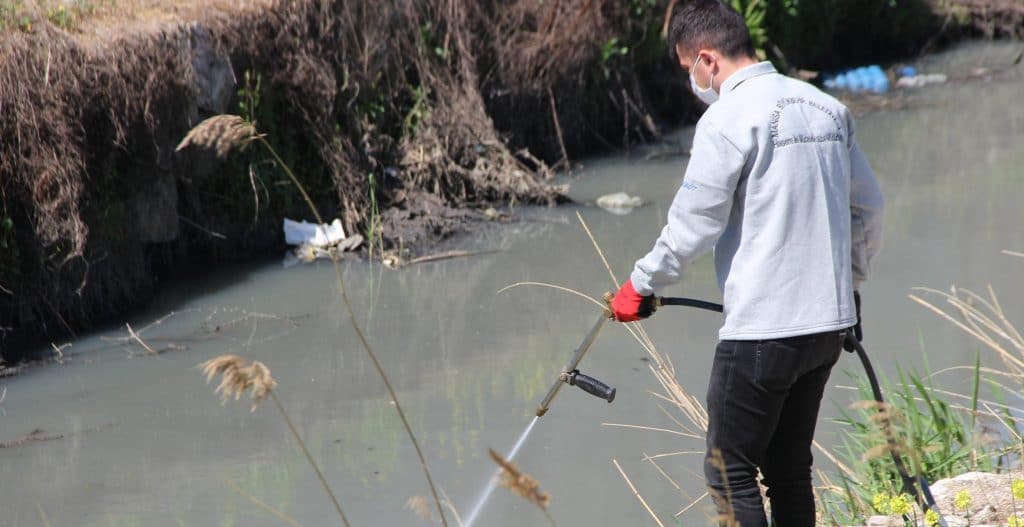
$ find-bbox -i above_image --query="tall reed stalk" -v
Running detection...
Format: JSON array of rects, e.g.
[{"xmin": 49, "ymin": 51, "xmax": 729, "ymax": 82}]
[
  {"xmin": 179, "ymin": 115, "xmax": 448, "ymax": 526},
  {"xmin": 201, "ymin": 354, "xmax": 351, "ymax": 526}
]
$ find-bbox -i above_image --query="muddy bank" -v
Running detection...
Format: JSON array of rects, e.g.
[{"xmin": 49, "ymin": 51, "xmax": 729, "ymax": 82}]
[
  {"xmin": 0, "ymin": 0, "xmax": 1002, "ymax": 357},
  {"xmin": 934, "ymin": 0, "xmax": 1024, "ymax": 39},
  {"xmin": 1, "ymin": 0, "xmax": 664, "ymax": 356}
]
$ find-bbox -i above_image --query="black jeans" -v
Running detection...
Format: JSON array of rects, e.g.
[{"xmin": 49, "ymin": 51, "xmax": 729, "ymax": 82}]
[{"xmin": 704, "ymin": 330, "xmax": 844, "ymax": 527}]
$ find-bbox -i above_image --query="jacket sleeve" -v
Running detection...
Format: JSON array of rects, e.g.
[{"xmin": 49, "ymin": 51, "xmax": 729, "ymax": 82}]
[
  {"xmin": 630, "ymin": 121, "xmax": 746, "ymax": 295},
  {"xmin": 847, "ymin": 119, "xmax": 885, "ymax": 289}
]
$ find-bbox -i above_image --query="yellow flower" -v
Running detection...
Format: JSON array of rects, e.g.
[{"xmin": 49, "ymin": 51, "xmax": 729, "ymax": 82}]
[
  {"xmin": 889, "ymin": 494, "xmax": 912, "ymax": 516},
  {"xmin": 1010, "ymin": 516, "xmax": 1024, "ymax": 527},
  {"xmin": 872, "ymin": 492, "xmax": 889, "ymax": 513},
  {"xmin": 1013, "ymin": 479, "xmax": 1024, "ymax": 501},
  {"xmin": 924, "ymin": 509, "xmax": 940, "ymax": 527},
  {"xmin": 953, "ymin": 489, "xmax": 972, "ymax": 511}
]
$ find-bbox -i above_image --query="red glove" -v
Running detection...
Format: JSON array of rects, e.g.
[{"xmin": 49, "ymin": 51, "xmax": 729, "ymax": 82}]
[{"xmin": 610, "ymin": 279, "xmax": 657, "ymax": 322}]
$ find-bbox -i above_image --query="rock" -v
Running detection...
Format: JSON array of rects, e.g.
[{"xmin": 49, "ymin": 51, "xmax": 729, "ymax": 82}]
[
  {"xmin": 595, "ymin": 192, "xmax": 645, "ymax": 215},
  {"xmin": 928, "ymin": 472, "xmax": 1018, "ymax": 526},
  {"xmin": 188, "ymin": 24, "xmax": 235, "ymax": 114},
  {"xmin": 851, "ymin": 514, "xmax": 973, "ymax": 527},
  {"xmin": 972, "ymin": 504, "xmax": 999, "ymax": 523},
  {"xmin": 939, "ymin": 516, "xmax": 969, "ymax": 527},
  {"xmin": 128, "ymin": 168, "xmax": 179, "ymax": 243},
  {"xmin": 865, "ymin": 515, "xmax": 902, "ymax": 526}
]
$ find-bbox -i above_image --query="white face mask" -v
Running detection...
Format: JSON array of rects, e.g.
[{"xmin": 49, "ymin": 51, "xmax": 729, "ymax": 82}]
[{"xmin": 689, "ymin": 55, "xmax": 719, "ymax": 105}]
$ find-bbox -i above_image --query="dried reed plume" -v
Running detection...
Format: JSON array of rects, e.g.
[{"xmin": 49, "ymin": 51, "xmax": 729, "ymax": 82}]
[
  {"xmin": 850, "ymin": 400, "xmax": 908, "ymax": 462},
  {"xmin": 406, "ymin": 495, "xmax": 433, "ymax": 521},
  {"xmin": 488, "ymin": 448, "xmax": 553, "ymax": 524},
  {"xmin": 706, "ymin": 449, "xmax": 741, "ymax": 527},
  {"xmin": 201, "ymin": 354, "xmax": 277, "ymax": 410},
  {"xmin": 176, "ymin": 115, "xmax": 259, "ymax": 158},
  {"xmin": 199, "ymin": 354, "xmax": 350, "ymax": 527}
]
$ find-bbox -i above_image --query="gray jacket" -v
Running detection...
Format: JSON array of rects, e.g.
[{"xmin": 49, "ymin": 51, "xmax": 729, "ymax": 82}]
[{"xmin": 630, "ymin": 62, "xmax": 885, "ymax": 340}]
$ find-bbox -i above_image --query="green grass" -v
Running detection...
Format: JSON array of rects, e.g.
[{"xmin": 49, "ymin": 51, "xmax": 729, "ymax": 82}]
[
  {"xmin": 0, "ymin": 0, "xmax": 132, "ymax": 32},
  {"xmin": 821, "ymin": 356, "xmax": 1004, "ymax": 524}
]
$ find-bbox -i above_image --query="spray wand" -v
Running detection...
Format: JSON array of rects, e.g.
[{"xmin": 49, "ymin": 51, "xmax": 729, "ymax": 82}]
[{"xmin": 534, "ymin": 294, "xmax": 722, "ymax": 417}]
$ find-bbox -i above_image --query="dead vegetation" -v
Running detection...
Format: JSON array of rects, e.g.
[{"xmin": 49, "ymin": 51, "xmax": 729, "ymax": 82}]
[
  {"xmin": 0, "ymin": 422, "xmax": 114, "ymax": 449},
  {"xmin": 200, "ymin": 353, "xmax": 351, "ymax": 525},
  {"xmin": 931, "ymin": 0, "xmax": 1024, "ymax": 39},
  {"xmin": 489, "ymin": 448, "xmax": 555, "ymax": 525},
  {"xmin": 0, "ymin": 0, "xmax": 687, "ymax": 352}
]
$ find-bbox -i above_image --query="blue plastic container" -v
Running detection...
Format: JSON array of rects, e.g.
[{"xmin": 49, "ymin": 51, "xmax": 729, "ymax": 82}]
[{"xmin": 824, "ymin": 64, "xmax": 889, "ymax": 94}]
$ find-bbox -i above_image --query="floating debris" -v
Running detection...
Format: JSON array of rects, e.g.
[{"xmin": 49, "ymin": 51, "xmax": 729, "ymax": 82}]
[
  {"xmin": 283, "ymin": 218, "xmax": 363, "ymax": 265},
  {"xmin": 895, "ymin": 73, "xmax": 948, "ymax": 89},
  {"xmin": 596, "ymin": 192, "xmax": 645, "ymax": 215}
]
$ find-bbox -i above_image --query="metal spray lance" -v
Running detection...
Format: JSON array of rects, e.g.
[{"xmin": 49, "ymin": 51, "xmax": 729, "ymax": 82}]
[{"xmin": 533, "ymin": 293, "xmax": 725, "ymax": 417}]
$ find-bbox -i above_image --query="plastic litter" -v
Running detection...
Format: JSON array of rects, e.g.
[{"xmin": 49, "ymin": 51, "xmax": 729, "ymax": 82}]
[
  {"xmin": 822, "ymin": 65, "xmax": 890, "ymax": 94},
  {"xmin": 895, "ymin": 73, "xmax": 948, "ymax": 89},
  {"xmin": 284, "ymin": 218, "xmax": 346, "ymax": 247},
  {"xmin": 596, "ymin": 192, "xmax": 645, "ymax": 215},
  {"xmin": 282, "ymin": 218, "xmax": 363, "ymax": 267},
  {"xmin": 898, "ymin": 66, "xmax": 918, "ymax": 78}
]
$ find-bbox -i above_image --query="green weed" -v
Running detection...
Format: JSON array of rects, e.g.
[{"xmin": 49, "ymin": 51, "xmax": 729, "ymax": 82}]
[
  {"xmin": 365, "ymin": 171, "xmax": 383, "ymax": 258},
  {"xmin": 822, "ymin": 359, "xmax": 999, "ymax": 523},
  {"xmin": 46, "ymin": 5, "xmax": 74, "ymax": 29},
  {"xmin": 600, "ymin": 37, "xmax": 629, "ymax": 80}
]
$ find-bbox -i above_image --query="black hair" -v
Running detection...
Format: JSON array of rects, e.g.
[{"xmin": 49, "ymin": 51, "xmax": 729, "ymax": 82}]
[{"xmin": 666, "ymin": 0, "xmax": 755, "ymax": 63}]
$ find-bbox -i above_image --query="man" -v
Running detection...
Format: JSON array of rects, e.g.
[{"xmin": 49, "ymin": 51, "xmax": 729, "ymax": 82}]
[{"xmin": 608, "ymin": 1, "xmax": 884, "ymax": 526}]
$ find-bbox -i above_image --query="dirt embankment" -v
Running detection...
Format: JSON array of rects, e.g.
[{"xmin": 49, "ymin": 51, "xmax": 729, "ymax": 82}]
[
  {"xmin": 934, "ymin": 0, "xmax": 1024, "ymax": 39},
  {"xmin": 0, "ymin": 0, "xmax": 694, "ymax": 357},
  {"xmin": 0, "ymin": 0, "xmax": 1013, "ymax": 358}
]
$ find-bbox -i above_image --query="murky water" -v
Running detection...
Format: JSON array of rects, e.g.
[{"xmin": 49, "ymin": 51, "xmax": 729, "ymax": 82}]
[{"xmin": 3, "ymin": 42, "xmax": 1024, "ymax": 526}]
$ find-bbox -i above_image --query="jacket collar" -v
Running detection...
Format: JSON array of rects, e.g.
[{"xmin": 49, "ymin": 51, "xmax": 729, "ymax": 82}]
[{"xmin": 721, "ymin": 61, "xmax": 777, "ymax": 95}]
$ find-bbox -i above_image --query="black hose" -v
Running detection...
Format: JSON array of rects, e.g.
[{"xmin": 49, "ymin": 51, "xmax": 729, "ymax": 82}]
[
  {"xmin": 658, "ymin": 297, "xmax": 724, "ymax": 313},
  {"xmin": 847, "ymin": 335, "xmax": 944, "ymax": 524},
  {"xmin": 659, "ymin": 296, "xmax": 945, "ymax": 524}
]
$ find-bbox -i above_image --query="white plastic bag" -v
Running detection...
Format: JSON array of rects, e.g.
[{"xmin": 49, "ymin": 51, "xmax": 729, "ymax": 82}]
[{"xmin": 283, "ymin": 218, "xmax": 346, "ymax": 247}]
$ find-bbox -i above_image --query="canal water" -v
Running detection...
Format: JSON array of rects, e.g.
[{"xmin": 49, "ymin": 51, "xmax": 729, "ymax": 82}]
[{"xmin": 2, "ymin": 41, "xmax": 1023, "ymax": 526}]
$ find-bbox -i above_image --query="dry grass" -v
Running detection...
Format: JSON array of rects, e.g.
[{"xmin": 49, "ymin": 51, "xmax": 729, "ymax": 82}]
[
  {"xmin": 613, "ymin": 458, "xmax": 668, "ymax": 527},
  {"xmin": 176, "ymin": 115, "xmax": 258, "ymax": 158},
  {"xmin": 848, "ymin": 400, "xmax": 910, "ymax": 462},
  {"xmin": 199, "ymin": 353, "xmax": 350, "ymax": 527},
  {"xmin": 930, "ymin": 0, "xmax": 1024, "ymax": 38},
  {"xmin": 910, "ymin": 282, "xmax": 1024, "ymax": 375},
  {"xmin": 3, "ymin": 0, "xmax": 677, "ymax": 348},
  {"xmin": 200, "ymin": 354, "xmax": 276, "ymax": 409},
  {"xmin": 405, "ymin": 495, "xmax": 433, "ymax": 522},
  {"xmin": 2, "ymin": 0, "xmax": 275, "ymax": 36},
  {"xmin": 488, "ymin": 448, "xmax": 554, "ymax": 525},
  {"xmin": 223, "ymin": 477, "xmax": 304, "ymax": 527},
  {"xmin": 706, "ymin": 449, "xmax": 741, "ymax": 527}
]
